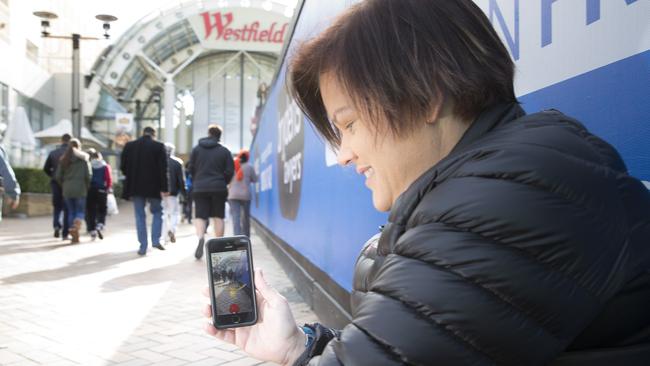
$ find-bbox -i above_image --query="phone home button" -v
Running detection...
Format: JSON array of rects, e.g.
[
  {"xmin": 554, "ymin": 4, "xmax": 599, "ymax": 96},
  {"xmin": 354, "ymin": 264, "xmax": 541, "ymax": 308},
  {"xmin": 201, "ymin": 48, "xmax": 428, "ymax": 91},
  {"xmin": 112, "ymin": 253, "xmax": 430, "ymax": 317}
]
[{"xmin": 232, "ymin": 316, "xmax": 240, "ymax": 324}]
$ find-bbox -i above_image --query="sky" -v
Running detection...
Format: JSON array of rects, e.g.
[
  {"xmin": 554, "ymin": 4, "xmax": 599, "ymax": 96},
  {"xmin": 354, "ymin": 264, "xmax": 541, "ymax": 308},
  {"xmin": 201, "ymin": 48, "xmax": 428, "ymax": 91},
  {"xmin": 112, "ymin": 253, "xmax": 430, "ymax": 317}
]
[
  {"xmin": 27, "ymin": 0, "xmax": 298, "ymax": 72},
  {"xmin": 68, "ymin": 0, "xmax": 299, "ymax": 42}
]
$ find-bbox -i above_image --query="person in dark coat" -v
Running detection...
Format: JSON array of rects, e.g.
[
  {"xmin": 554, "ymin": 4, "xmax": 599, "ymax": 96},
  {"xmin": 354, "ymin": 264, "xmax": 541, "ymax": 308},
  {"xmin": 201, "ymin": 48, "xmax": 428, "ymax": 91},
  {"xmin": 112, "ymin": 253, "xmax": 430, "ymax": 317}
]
[
  {"xmin": 202, "ymin": 1, "xmax": 650, "ymax": 365},
  {"xmin": 162, "ymin": 142, "xmax": 185, "ymax": 244},
  {"xmin": 188, "ymin": 124, "xmax": 234, "ymax": 259},
  {"xmin": 55, "ymin": 139, "xmax": 91, "ymax": 244},
  {"xmin": 86, "ymin": 148, "xmax": 112, "ymax": 240},
  {"xmin": 120, "ymin": 126, "xmax": 168, "ymax": 255},
  {"xmin": 43, "ymin": 133, "xmax": 70, "ymax": 239}
]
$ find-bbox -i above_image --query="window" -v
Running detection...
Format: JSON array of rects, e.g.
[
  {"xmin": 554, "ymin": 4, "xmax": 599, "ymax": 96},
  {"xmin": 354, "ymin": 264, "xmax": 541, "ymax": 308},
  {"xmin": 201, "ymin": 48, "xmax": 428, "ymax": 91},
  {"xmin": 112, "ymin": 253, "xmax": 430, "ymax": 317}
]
[
  {"xmin": 16, "ymin": 92, "xmax": 53, "ymax": 132},
  {"xmin": 26, "ymin": 40, "xmax": 38, "ymax": 63},
  {"xmin": 0, "ymin": 82, "xmax": 8, "ymax": 128},
  {"xmin": 0, "ymin": 1, "xmax": 8, "ymax": 42}
]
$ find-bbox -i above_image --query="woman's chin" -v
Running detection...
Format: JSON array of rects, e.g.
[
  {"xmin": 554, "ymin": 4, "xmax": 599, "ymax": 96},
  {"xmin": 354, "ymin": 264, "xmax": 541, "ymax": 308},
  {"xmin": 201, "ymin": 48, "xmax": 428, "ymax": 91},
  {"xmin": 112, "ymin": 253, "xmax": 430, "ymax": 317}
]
[{"xmin": 371, "ymin": 193, "xmax": 392, "ymax": 212}]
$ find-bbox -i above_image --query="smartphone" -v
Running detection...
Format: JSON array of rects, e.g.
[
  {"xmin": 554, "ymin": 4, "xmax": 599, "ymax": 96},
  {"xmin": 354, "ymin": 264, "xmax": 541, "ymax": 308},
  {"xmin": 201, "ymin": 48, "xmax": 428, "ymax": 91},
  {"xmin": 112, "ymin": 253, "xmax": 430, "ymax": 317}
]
[{"xmin": 206, "ymin": 236, "xmax": 258, "ymax": 329}]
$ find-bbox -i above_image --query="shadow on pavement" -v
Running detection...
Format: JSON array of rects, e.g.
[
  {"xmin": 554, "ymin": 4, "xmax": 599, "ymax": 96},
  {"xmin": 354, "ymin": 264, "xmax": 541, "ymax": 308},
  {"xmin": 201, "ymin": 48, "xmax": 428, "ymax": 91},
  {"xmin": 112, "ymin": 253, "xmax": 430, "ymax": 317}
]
[
  {"xmin": 0, "ymin": 251, "xmax": 143, "ymax": 284},
  {"xmin": 100, "ymin": 259, "xmax": 201, "ymax": 293},
  {"xmin": 0, "ymin": 240, "xmax": 72, "ymax": 256}
]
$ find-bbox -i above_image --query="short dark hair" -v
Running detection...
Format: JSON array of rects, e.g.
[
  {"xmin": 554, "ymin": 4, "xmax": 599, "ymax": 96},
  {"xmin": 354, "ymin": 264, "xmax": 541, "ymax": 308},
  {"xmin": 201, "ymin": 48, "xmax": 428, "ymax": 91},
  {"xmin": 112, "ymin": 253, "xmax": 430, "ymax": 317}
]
[
  {"xmin": 61, "ymin": 133, "xmax": 71, "ymax": 143},
  {"xmin": 289, "ymin": 0, "xmax": 516, "ymax": 146},
  {"xmin": 237, "ymin": 150, "xmax": 249, "ymax": 163},
  {"xmin": 143, "ymin": 126, "xmax": 156, "ymax": 136},
  {"xmin": 208, "ymin": 124, "xmax": 222, "ymax": 140}
]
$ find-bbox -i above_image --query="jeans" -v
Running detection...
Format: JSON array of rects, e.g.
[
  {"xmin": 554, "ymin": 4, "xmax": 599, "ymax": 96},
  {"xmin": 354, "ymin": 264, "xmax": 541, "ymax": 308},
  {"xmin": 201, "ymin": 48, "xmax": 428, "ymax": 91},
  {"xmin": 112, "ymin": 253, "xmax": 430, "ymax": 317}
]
[
  {"xmin": 51, "ymin": 180, "xmax": 69, "ymax": 235},
  {"xmin": 182, "ymin": 190, "xmax": 193, "ymax": 223},
  {"xmin": 64, "ymin": 197, "xmax": 86, "ymax": 228},
  {"xmin": 132, "ymin": 196, "xmax": 163, "ymax": 252},
  {"xmin": 162, "ymin": 195, "xmax": 180, "ymax": 237},
  {"xmin": 229, "ymin": 199, "xmax": 251, "ymax": 237}
]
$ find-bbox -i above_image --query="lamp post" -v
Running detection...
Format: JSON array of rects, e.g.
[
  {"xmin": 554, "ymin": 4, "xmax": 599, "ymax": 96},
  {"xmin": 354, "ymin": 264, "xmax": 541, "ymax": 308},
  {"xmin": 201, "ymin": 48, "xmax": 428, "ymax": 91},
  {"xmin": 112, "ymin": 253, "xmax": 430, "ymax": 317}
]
[{"xmin": 33, "ymin": 11, "xmax": 117, "ymax": 140}]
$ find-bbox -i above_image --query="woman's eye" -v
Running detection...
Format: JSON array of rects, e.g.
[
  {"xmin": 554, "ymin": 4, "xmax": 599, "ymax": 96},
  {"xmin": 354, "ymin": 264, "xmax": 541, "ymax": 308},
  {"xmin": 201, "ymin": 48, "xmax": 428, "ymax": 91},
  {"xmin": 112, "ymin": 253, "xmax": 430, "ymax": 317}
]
[{"xmin": 345, "ymin": 120, "xmax": 356, "ymax": 131}]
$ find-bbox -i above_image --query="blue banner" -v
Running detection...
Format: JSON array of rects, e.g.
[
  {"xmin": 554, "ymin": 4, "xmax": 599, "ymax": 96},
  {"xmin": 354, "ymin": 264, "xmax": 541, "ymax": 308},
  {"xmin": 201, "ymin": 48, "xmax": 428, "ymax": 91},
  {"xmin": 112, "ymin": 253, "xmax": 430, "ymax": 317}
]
[{"xmin": 251, "ymin": 0, "xmax": 650, "ymax": 292}]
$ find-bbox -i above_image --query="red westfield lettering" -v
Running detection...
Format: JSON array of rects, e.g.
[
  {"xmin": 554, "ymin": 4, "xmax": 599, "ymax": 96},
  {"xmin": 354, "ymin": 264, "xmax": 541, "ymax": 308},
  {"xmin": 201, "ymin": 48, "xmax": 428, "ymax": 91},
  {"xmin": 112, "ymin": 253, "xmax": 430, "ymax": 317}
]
[{"xmin": 201, "ymin": 11, "xmax": 288, "ymax": 43}]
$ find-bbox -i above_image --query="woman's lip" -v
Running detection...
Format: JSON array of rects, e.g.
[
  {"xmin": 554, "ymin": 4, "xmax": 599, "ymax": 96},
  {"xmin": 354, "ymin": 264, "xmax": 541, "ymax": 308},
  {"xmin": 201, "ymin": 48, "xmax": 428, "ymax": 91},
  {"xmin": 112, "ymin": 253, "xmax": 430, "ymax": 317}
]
[{"xmin": 356, "ymin": 166, "xmax": 371, "ymax": 175}]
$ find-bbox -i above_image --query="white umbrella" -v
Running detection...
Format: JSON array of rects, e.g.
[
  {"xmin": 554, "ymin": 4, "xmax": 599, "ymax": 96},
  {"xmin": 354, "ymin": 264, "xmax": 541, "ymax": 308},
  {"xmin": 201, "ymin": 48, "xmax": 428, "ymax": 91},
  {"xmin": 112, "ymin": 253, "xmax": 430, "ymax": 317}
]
[
  {"xmin": 33, "ymin": 119, "xmax": 107, "ymax": 148},
  {"xmin": 1, "ymin": 107, "xmax": 38, "ymax": 167},
  {"xmin": 3, "ymin": 106, "xmax": 37, "ymax": 149}
]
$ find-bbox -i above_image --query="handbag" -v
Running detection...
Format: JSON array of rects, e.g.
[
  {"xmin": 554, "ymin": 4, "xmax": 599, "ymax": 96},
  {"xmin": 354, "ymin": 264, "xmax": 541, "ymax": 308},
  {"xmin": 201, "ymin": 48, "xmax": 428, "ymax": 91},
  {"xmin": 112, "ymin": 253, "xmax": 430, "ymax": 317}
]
[{"xmin": 106, "ymin": 192, "xmax": 119, "ymax": 215}]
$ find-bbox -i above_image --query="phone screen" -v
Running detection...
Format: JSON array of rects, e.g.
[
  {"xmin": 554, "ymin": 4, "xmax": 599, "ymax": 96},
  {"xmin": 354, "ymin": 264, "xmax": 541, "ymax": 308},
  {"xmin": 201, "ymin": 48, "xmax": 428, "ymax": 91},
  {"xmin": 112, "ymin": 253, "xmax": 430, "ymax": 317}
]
[{"xmin": 210, "ymin": 249, "xmax": 254, "ymax": 316}]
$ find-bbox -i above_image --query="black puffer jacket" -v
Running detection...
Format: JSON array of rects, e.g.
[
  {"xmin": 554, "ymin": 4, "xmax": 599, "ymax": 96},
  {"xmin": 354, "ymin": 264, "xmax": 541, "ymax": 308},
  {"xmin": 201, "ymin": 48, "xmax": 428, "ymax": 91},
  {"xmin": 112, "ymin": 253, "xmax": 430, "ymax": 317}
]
[{"xmin": 307, "ymin": 103, "xmax": 650, "ymax": 365}]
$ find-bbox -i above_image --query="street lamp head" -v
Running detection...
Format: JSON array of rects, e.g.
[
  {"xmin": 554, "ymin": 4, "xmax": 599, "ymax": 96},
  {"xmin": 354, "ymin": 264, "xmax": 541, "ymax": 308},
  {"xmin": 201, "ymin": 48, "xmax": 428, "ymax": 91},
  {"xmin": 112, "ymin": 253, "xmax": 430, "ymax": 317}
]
[
  {"xmin": 33, "ymin": 11, "xmax": 58, "ymax": 37},
  {"xmin": 96, "ymin": 14, "xmax": 118, "ymax": 39}
]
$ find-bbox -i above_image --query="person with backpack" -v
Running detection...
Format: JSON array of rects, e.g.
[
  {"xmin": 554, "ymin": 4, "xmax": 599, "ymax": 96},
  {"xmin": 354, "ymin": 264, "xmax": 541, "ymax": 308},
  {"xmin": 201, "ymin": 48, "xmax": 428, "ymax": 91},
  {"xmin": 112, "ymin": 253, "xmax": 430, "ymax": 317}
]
[{"xmin": 86, "ymin": 148, "xmax": 112, "ymax": 240}]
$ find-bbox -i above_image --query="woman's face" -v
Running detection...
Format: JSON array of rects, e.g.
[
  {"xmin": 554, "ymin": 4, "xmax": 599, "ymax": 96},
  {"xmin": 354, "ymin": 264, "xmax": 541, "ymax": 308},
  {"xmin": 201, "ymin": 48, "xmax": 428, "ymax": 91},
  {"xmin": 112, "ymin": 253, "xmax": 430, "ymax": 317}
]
[{"xmin": 319, "ymin": 74, "xmax": 448, "ymax": 212}]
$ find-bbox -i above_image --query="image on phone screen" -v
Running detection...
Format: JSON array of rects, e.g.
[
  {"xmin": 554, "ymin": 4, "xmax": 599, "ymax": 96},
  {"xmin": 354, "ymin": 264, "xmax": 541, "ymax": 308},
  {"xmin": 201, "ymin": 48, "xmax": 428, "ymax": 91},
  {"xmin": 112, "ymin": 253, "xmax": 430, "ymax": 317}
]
[{"xmin": 210, "ymin": 250, "xmax": 253, "ymax": 315}]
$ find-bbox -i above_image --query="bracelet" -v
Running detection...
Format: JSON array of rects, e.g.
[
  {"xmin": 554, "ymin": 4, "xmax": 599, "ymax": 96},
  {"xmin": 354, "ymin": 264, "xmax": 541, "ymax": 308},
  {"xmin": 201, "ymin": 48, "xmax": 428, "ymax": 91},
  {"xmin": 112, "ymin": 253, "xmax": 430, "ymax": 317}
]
[{"xmin": 301, "ymin": 325, "xmax": 315, "ymax": 348}]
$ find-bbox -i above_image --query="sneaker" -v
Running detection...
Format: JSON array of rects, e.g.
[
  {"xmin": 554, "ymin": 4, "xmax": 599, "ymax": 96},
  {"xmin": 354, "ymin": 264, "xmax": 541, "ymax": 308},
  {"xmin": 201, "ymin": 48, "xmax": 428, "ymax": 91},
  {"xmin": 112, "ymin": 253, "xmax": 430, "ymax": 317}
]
[
  {"xmin": 152, "ymin": 243, "xmax": 166, "ymax": 251},
  {"xmin": 137, "ymin": 249, "xmax": 146, "ymax": 256},
  {"xmin": 168, "ymin": 230, "xmax": 176, "ymax": 243},
  {"xmin": 90, "ymin": 231, "xmax": 97, "ymax": 241},
  {"xmin": 194, "ymin": 238, "xmax": 204, "ymax": 259},
  {"xmin": 96, "ymin": 229, "xmax": 103, "ymax": 240},
  {"xmin": 54, "ymin": 228, "xmax": 60, "ymax": 238}
]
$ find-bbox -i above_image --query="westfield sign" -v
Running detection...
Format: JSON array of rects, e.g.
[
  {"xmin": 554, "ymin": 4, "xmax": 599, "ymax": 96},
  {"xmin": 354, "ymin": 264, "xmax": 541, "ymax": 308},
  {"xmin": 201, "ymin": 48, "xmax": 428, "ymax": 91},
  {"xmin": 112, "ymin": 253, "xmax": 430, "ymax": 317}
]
[{"xmin": 189, "ymin": 7, "xmax": 290, "ymax": 53}]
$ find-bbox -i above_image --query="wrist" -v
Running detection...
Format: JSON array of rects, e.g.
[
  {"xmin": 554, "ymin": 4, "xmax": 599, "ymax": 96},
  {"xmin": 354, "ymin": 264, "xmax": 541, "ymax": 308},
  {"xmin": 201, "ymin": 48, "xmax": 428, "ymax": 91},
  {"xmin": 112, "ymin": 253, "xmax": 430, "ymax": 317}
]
[{"xmin": 282, "ymin": 326, "xmax": 307, "ymax": 366}]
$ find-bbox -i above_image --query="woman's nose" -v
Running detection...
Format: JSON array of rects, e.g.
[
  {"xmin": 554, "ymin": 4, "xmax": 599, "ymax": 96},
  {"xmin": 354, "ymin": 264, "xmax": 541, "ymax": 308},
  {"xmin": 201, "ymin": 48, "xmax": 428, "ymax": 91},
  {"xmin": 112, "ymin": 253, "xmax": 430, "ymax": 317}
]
[{"xmin": 336, "ymin": 143, "xmax": 355, "ymax": 167}]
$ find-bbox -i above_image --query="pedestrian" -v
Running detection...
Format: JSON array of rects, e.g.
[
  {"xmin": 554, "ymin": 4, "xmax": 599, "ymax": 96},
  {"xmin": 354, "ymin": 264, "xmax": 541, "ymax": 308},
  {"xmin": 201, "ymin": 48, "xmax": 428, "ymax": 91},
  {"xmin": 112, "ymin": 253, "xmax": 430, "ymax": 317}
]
[
  {"xmin": 162, "ymin": 142, "xmax": 185, "ymax": 244},
  {"xmin": 120, "ymin": 126, "xmax": 168, "ymax": 256},
  {"xmin": 86, "ymin": 148, "xmax": 112, "ymax": 240},
  {"xmin": 203, "ymin": 1, "xmax": 650, "ymax": 365},
  {"xmin": 188, "ymin": 124, "xmax": 234, "ymax": 259},
  {"xmin": 0, "ymin": 144, "xmax": 20, "ymax": 223},
  {"xmin": 43, "ymin": 133, "xmax": 70, "ymax": 239},
  {"xmin": 228, "ymin": 150, "xmax": 257, "ymax": 237},
  {"xmin": 181, "ymin": 161, "xmax": 193, "ymax": 224},
  {"xmin": 55, "ymin": 138, "xmax": 90, "ymax": 244}
]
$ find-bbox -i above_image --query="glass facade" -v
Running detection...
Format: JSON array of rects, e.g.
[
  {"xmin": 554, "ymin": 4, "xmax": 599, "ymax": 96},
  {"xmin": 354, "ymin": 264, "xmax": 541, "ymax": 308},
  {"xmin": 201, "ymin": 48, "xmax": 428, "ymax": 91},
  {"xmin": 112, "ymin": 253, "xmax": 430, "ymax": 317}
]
[
  {"xmin": 16, "ymin": 92, "xmax": 54, "ymax": 132},
  {"xmin": 0, "ymin": 82, "xmax": 8, "ymax": 128}
]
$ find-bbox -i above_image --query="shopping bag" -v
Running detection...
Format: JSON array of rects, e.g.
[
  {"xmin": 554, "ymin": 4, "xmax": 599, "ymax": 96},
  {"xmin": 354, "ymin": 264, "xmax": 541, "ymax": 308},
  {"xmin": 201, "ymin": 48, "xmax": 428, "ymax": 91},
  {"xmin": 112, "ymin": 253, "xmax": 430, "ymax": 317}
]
[{"xmin": 106, "ymin": 193, "xmax": 119, "ymax": 215}]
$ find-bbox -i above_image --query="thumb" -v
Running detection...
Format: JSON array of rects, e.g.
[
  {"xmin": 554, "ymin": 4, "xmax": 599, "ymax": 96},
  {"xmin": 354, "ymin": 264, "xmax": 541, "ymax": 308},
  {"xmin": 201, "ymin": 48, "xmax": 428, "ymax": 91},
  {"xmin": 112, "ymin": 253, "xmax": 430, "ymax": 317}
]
[{"xmin": 254, "ymin": 268, "xmax": 282, "ymax": 303}]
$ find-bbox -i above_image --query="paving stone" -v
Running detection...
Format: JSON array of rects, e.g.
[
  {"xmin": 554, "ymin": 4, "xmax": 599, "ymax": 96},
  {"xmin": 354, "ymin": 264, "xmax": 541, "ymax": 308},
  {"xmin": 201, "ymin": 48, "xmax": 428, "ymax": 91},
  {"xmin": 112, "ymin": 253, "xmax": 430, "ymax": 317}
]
[
  {"xmin": 0, "ymin": 349, "xmax": 29, "ymax": 364},
  {"xmin": 0, "ymin": 204, "xmax": 318, "ymax": 366},
  {"xmin": 218, "ymin": 357, "xmax": 265, "ymax": 366},
  {"xmin": 129, "ymin": 349, "xmax": 172, "ymax": 363}
]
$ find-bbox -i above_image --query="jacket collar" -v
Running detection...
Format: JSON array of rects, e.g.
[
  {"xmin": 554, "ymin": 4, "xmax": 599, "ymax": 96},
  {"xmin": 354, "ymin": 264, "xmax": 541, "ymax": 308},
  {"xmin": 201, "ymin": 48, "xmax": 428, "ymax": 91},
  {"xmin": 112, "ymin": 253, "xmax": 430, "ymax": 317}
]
[
  {"xmin": 378, "ymin": 102, "xmax": 526, "ymax": 254},
  {"xmin": 450, "ymin": 102, "xmax": 525, "ymax": 156}
]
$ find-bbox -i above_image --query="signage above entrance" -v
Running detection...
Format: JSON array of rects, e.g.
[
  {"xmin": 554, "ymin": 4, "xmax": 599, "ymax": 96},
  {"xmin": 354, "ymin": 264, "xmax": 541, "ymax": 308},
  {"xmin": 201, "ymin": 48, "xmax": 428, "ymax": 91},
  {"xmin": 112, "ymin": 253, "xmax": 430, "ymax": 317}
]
[{"xmin": 188, "ymin": 7, "xmax": 290, "ymax": 53}]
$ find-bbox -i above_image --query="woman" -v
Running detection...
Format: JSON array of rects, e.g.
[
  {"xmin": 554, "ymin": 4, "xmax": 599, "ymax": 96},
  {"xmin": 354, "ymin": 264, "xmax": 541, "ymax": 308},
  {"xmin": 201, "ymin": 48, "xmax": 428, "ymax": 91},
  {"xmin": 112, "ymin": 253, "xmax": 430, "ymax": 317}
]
[
  {"xmin": 55, "ymin": 138, "xmax": 91, "ymax": 244},
  {"xmin": 228, "ymin": 150, "xmax": 257, "ymax": 237},
  {"xmin": 203, "ymin": 1, "xmax": 650, "ymax": 365},
  {"xmin": 86, "ymin": 148, "xmax": 112, "ymax": 240}
]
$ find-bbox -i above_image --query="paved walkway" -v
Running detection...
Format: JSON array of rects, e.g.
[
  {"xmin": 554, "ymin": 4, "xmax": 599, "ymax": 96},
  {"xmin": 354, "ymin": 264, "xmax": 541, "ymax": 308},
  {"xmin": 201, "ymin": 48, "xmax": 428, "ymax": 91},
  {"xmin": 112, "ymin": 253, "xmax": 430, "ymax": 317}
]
[{"xmin": 0, "ymin": 202, "xmax": 318, "ymax": 366}]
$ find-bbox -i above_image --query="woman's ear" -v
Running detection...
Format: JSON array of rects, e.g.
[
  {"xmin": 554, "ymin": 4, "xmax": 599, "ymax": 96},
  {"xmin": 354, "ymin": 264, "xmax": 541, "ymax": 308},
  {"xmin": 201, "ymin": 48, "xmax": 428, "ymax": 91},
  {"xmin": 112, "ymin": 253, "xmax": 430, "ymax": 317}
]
[{"xmin": 426, "ymin": 91, "xmax": 445, "ymax": 125}]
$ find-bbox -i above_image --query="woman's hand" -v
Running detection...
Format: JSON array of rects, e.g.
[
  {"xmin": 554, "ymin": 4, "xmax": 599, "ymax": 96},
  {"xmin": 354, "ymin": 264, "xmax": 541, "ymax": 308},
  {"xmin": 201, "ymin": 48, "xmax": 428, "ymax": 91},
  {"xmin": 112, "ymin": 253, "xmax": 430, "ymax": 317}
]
[{"xmin": 203, "ymin": 268, "xmax": 306, "ymax": 366}]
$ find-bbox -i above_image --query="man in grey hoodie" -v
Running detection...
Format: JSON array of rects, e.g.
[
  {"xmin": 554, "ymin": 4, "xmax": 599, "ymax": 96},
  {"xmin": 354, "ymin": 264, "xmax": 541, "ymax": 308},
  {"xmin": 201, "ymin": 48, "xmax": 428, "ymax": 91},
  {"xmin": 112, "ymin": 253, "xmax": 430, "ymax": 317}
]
[{"xmin": 188, "ymin": 124, "xmax": 234, "ymax": 259}]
